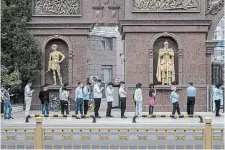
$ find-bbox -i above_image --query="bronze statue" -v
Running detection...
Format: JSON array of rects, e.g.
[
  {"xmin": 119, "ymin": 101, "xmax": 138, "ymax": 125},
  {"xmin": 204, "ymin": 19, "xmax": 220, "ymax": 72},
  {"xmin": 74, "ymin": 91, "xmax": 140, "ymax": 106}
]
[
  {"xmin": 48, "ymin": 44, "xmax": 65, "ymax": 85},
  {"xmin": 156, "ymin": 41, "xmax": 175, "ymax": 85}
]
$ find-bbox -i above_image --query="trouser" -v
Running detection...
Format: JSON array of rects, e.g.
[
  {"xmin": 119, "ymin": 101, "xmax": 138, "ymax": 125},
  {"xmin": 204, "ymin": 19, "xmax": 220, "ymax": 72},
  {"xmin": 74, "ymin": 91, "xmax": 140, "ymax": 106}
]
[
  {"xmin": 149, "ymin": 105, "xmax": 154, "ymax": 115},
  {"xmin": 76, "ymin": 98, "xmax": 84, "ymax": 115},
  {"xmin": 94, "ymin": 98, "xmax": 101, "ymax": 117},
  {"xmin": 41, "ymin": 103, "xmax": 49, "ymax": 115},
  {"xmin": 187, "ymin": 97, "xmax": 195, "ymax": 115},
  {"xmin": 215, "ymin": 99, "xmax": 221, "ymax": 116},
  {"xmin": 60, "ymin": 100, "xmax": 69, "ymax": 115},
  {"xmin": 136, "ymin": 101, "xmax": 142, "ymax": 115},
  {"xmin": 172, "ymin": 102, "xmax": 181, "ymax": 116},
  {"xmin": 4, "ymin": 100, "xmax": 12, "ymax": 118},
  {"xmin": 25, "ymin": 97, "xmax": 32, "ymax": 118},
  {"xmin": 106, "ymin": 102, "xmax": 112, "ymax": 116},
  {"xmin": 1, "ymin": 101, "xmax": 4, "ymax": 113},
  {"xmin": 120, "ymin": 97, "xmax": 126, "ymax": 117},
  {"xmin": 83, "ymin": 100, "xmax": 89, "ymax": 115}
]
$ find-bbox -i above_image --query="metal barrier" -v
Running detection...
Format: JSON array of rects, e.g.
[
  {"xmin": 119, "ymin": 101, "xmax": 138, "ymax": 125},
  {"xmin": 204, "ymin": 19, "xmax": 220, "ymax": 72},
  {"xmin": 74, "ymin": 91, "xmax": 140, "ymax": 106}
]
[
  {"xmin": 25, "ymin": 114, "xmax": 96, "ymax": 123},
  {"xmin": 1, "ymin": 117, "xmax": 224, "ymax": 149},
  {"xmin": 132, "ymin": 114, "xmax": 204, "ymax": 123}
]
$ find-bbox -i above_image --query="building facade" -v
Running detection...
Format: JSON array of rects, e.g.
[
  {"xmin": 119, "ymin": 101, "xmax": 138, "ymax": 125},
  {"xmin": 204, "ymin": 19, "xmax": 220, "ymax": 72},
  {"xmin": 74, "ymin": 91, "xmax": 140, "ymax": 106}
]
[{"xmin": 27, "ymin": 0, "xmax": 224, "ymax": 111}]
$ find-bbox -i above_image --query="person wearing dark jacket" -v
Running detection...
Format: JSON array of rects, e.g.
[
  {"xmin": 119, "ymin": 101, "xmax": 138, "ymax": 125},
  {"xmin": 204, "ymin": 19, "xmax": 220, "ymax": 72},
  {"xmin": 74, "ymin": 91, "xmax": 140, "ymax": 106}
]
[{"xmin": 39, "ymin": 84, "xmax": 50, "ymax": 115}]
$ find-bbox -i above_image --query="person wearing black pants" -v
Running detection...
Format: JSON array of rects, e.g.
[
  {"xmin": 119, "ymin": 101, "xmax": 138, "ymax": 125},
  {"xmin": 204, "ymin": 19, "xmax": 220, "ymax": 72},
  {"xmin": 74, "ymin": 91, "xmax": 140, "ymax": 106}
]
[
  {"xmin": 186, "ymin": 82, "xmax": 197, "ymax": 115},
  {"xmin": 170, "ymin": 86, "xmax": 181, "ymax": 118},
  {"xmin": 59, "ymin": 86, "xmax": 69, "ymax": 115},
  {"xmin": 106, "ymin": 82, "xmax": 114, "ymax": 117},
  {"xmin": 83, "ymin": 83, "xmax": 91, "ymax": 115},
  {"xmin": 119, "ymin": 81, "xmax": 127, "ymax": 118},
  {"xmin": 212, "ymin": 84, "xmax": 223, "ymax": 117},
  {"xmin": 93, "ymin": 79, "xmax": 104, "ymax": 118}
]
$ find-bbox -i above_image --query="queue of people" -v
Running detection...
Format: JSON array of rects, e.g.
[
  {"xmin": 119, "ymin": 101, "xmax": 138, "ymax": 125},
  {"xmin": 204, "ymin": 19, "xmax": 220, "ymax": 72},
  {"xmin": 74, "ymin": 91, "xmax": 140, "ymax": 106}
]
[{"xmin": 1, "ymin": 80, "xmax": 223, "ymax": 120}]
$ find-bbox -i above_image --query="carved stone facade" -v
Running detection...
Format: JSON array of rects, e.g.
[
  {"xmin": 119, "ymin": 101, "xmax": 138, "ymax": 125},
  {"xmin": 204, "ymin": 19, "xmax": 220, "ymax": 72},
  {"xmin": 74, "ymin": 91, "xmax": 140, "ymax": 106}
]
[
  {"xmin": 133, "ymin": 0, "xmax": 199, "ymax": 12},
  {"xmin": 27, "ymin": 0, "xmax": 224, "ymax": 112},
  {"xmin": 34, "ymin": 0, "xmax": 81, "ymax": 15},
  {"xmin": 206, "ymin": 0, "xmax": 224, "ymax": 15}
]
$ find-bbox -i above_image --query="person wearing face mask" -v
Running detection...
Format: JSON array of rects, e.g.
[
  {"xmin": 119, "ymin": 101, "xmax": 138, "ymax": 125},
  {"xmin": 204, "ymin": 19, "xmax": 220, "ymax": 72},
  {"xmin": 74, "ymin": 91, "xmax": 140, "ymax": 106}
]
[
  {"xmin": 119, "ymin": 81, "xmax": 127, "ymax": 118},
  {"xmin": 93, "ymin": 79, "xmax": 104, "ymax": 118},
  {"xmin": 106, "ymin": 82, "xmax": 114, "ymax": 117},
  {"xmin": 75, "ymin": 82, "xmax": 84, "ymax": 115},
  {"xmin": 39, "ymin": 83, "xmax": 50, "ymax": 115}
]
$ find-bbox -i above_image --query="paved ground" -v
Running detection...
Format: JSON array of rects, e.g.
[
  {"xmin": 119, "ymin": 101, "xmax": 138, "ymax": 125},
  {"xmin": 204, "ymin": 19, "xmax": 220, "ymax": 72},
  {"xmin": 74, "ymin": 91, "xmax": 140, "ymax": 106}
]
[
  {"xmin": 1, "ymin": 111, "xmax": 224, "ymax": 149},
  {"xmin": 1, "ymin": 110, "xmax": 224, "ymax": 128}
]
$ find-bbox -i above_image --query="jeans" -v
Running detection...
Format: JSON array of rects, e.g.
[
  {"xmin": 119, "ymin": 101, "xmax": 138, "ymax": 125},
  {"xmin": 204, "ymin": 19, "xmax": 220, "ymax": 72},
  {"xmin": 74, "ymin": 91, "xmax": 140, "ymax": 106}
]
[
  {"xmin": 41, "ymin": 104, "xmax": 49, "ymax": 115},
  {"xmin": 136, "ymin": 101, "xmax": 142, "ymax": 115},
  {"xmin": 214, "ymin": 99, "xmax": 221, "ymax": 116},
  {"xmin": 60, "ymin": 100, "xmax": 69, "ymax": 115},
  {"xmin": 120, "ymin": 97, "xmax": 126, "ymax": 117},
  {"xmin": 106, "ymin": 102, "xmax": 112, "ymax": 116},
  {"xmin": 187, "ymin": 97, "xmax": 195, "ymax": 115},
  {"xmin": 76, "ymin": 98, "xmax": 84, "ymax": 115},
  {"xmin": 83, "ymin": 100, "xmax": 89, "ymax": 115},
  {"xmin": 172, "ymin": 102, "xmax": 181, "ymax": 116},
  {"xmin": 94, "ymin": 98, "xmax": 101, "ymax": 117},
  {"xmin": 4, "ymin": 100, "xmax": 12, "ymax": 118}
]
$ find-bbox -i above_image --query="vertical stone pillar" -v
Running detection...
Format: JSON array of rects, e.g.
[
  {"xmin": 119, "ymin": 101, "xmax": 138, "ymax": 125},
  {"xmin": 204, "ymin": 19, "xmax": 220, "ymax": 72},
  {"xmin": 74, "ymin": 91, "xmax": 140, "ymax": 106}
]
[
  {"xmin": 34, "ymin": 117, "xmax": 44, "ymax": 149},
  {"xmin": 204, "ymin": 117, "xmax": 212, "ymax": 149}
]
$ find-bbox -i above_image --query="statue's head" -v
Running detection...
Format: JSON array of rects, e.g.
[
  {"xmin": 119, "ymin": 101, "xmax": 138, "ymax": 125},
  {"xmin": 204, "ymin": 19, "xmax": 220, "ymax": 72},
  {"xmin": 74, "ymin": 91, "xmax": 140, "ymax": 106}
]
[
  {"xmin": 51, "ymin": 44, "xmax": 58, "ymax": 51},
  {"xmin": 164, "ymin": 41, "xmax": 169, "ymax": 48}
]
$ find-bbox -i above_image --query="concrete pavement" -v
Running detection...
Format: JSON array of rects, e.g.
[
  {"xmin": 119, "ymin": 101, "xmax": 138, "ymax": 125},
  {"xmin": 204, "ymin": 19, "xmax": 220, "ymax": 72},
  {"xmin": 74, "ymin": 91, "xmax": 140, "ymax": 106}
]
[{"xmin": 1, "ymin": 110, "xmax": 224, "ymax": 128}]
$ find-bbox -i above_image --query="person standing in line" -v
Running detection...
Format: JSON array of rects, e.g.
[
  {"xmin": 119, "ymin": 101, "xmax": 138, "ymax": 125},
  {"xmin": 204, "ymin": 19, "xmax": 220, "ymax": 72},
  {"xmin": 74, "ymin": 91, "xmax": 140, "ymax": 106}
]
[
  {"xmin": 59, "ymin": 86, "xmax": 69, "ymax": 115},
  {"xmin": 93, "ymin": 79, "xmax": 104, "ymax": 118},
  {"xmin": 24, "ymin": 82, "xmax": 34, "ymax": 118},
  {"xmin": 83, "ymin": 82, "xmax": 91, "ymax": 115},
  {"xmin": 186, "ymin": 82, "xmax": 197, "ymax": 115},
  {"xmin": 119, "ymin": 81, "xmax": 127, "ymax": 118},
  {"xmin": 39, "ymin": 84, "xmax": 50, "ymax": 115},
  {"xmin": 2, "ymin": 86, "xmax": 13, "ymax": 120},
  {"xmin": 134, "ymin": 83, "xmax": 143, "ymax": 115},
  {"xmin": 133, "ymin": 84, "xmax": 138, "ymax": 108},
  {"xmin": 170, "ymin": 86, "xmax": 181, "ymax": 118},
  {"xmin": 106, "ymin": 82, "xmax": 114, "ymax": 117},
  {"xmin": 148, "ymin": 84, "xmax": 156, "ymax": 115},
  {"xmin": 212, "ymin": 84, "xmax": 223, "ymax": 117},
  {"xmin": 75, "ymin": 82, "xmax": 84, "ymax": 115}
]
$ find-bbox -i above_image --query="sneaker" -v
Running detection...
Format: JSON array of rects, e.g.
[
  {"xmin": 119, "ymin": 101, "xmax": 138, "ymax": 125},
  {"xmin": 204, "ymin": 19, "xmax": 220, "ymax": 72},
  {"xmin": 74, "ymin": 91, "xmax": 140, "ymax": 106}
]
[
  {"xmin": 8, "ymin": 116, "xmax": 14, "ymax": 119},
  {"xmin": 121, "ymin": 116, "xmax": 127, "ymax": 118},
  {"xmin": 96, "ymin": 116, "xmax": 101, "ymax": 118},
  {"xmin": 109, "ymin": 115, "xmax": 114, "ymax": 117},
  {"xmin": 216, "ymin": 114, "xmax": 221, "ymax": 117},
  {"xmin": 4, "ymin": 117, "xmax": 7, "ymax": 120}
]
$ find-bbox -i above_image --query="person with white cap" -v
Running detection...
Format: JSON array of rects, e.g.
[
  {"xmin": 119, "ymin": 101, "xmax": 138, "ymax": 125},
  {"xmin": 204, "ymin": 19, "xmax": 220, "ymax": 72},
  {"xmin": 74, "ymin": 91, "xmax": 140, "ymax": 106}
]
[{"xmin": 170, "ymin": 86, "xmax": 181, "ymax": 118}]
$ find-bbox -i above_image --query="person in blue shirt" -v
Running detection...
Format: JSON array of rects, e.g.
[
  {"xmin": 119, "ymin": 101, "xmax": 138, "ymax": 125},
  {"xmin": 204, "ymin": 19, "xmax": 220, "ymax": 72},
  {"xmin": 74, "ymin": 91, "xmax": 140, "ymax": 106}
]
[
  {"xmin": 186, "ymin": 82, "xmax": 197, "ymax": 115},
  {"xmin": 170, "ymin": 86, "xmax": 181, "ymax": 118},
  {"xmin": 212, "ymin": 84, "xmax": 223, "ymax": 117},
  {"xmin": 75, "ymin": 82, "xmax": 84, "ymax": 115},
  {"xmin": 83, "ymin": 82, "xmax": 91, "ymax": 115}
]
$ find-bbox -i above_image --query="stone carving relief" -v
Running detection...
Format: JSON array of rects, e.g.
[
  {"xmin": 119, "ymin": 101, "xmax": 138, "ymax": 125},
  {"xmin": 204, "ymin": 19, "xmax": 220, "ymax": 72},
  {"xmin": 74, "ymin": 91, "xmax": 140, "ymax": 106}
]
[
  {"xmin": 133, "ymin": 0, "xmax": 199, "ymax": 11},
  {"xmin": 206, "ymin": 0, "xmax": 224, "ymax": 15},
  {"xmin": 34, "ymin": 0, "xmax": 80, "ymax": 15}
]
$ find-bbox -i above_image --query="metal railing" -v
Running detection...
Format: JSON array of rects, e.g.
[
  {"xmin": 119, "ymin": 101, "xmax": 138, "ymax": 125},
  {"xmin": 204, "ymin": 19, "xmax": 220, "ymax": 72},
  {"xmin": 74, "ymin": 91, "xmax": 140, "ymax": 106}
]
[
  {"xmin": 132, "ymin": 114, "xmax": 204, "ymax": 123},
  {"xmin": 25, "ymin": 114, "xmax": 96, "ymax": 123},
  {"xmin": 1, "ymin": 117, "xmax": 224, "ymax": 149}
]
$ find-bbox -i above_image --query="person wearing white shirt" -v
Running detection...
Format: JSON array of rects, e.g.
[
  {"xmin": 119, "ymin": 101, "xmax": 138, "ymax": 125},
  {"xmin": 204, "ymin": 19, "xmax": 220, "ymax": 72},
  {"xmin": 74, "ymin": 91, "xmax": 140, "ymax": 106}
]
[
  {"xmin": 24, "ymin": 82, "xmax": 34, "ymax": 118},
  {"xmin": 212, "ymin": 84, "xmax": 223, "ymax": 117},
  {"xmin": 59, "ymin": 85, "xmax": 70, "ymax": 115},
  {"xmin": 93, "ymin": 79, "xmax": 104, "ymax": 118},
  {"xmin": 106, "ymin": 82, "xmax": 114, "ymax": 117},
  {"xmin": 134, "ymin": 83, "xmax": 143, "ymax": 115},
  {"xmin": 75, "ymin": 82, "xmax": 84, "ymax": 115},
  {"xmin": 83, "ymin": 82, "xmax": 91, "ymax": 115},
  {"xmin": 119, "ymin": 81, "xmax": 127, "ymax": 118}
]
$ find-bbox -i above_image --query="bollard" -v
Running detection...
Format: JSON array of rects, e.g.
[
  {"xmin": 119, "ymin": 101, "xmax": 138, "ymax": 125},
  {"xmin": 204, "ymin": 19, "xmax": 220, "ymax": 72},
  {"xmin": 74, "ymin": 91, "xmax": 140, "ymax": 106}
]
[
  {"xmin": 34, "ymin": 117, "xmax": 44, "ymax": 149},
  {"xmin": 204, "ymin": 117, "xmax": 212, "ymax": 149}
]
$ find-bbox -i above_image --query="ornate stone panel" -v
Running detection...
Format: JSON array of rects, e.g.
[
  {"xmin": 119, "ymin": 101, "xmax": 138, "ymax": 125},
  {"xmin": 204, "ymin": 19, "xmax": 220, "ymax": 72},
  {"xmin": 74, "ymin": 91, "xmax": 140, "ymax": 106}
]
[
  {"xmin": 33, "ymin": 0, "xmax": 81, "ymax": 15},
  {"xmin": 132, "ymin": 0, "xmax": 200, "ymax": 12},
  {"xmin": 206, "ymin": 0, "xmax": 224, "ymax": 15}
]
